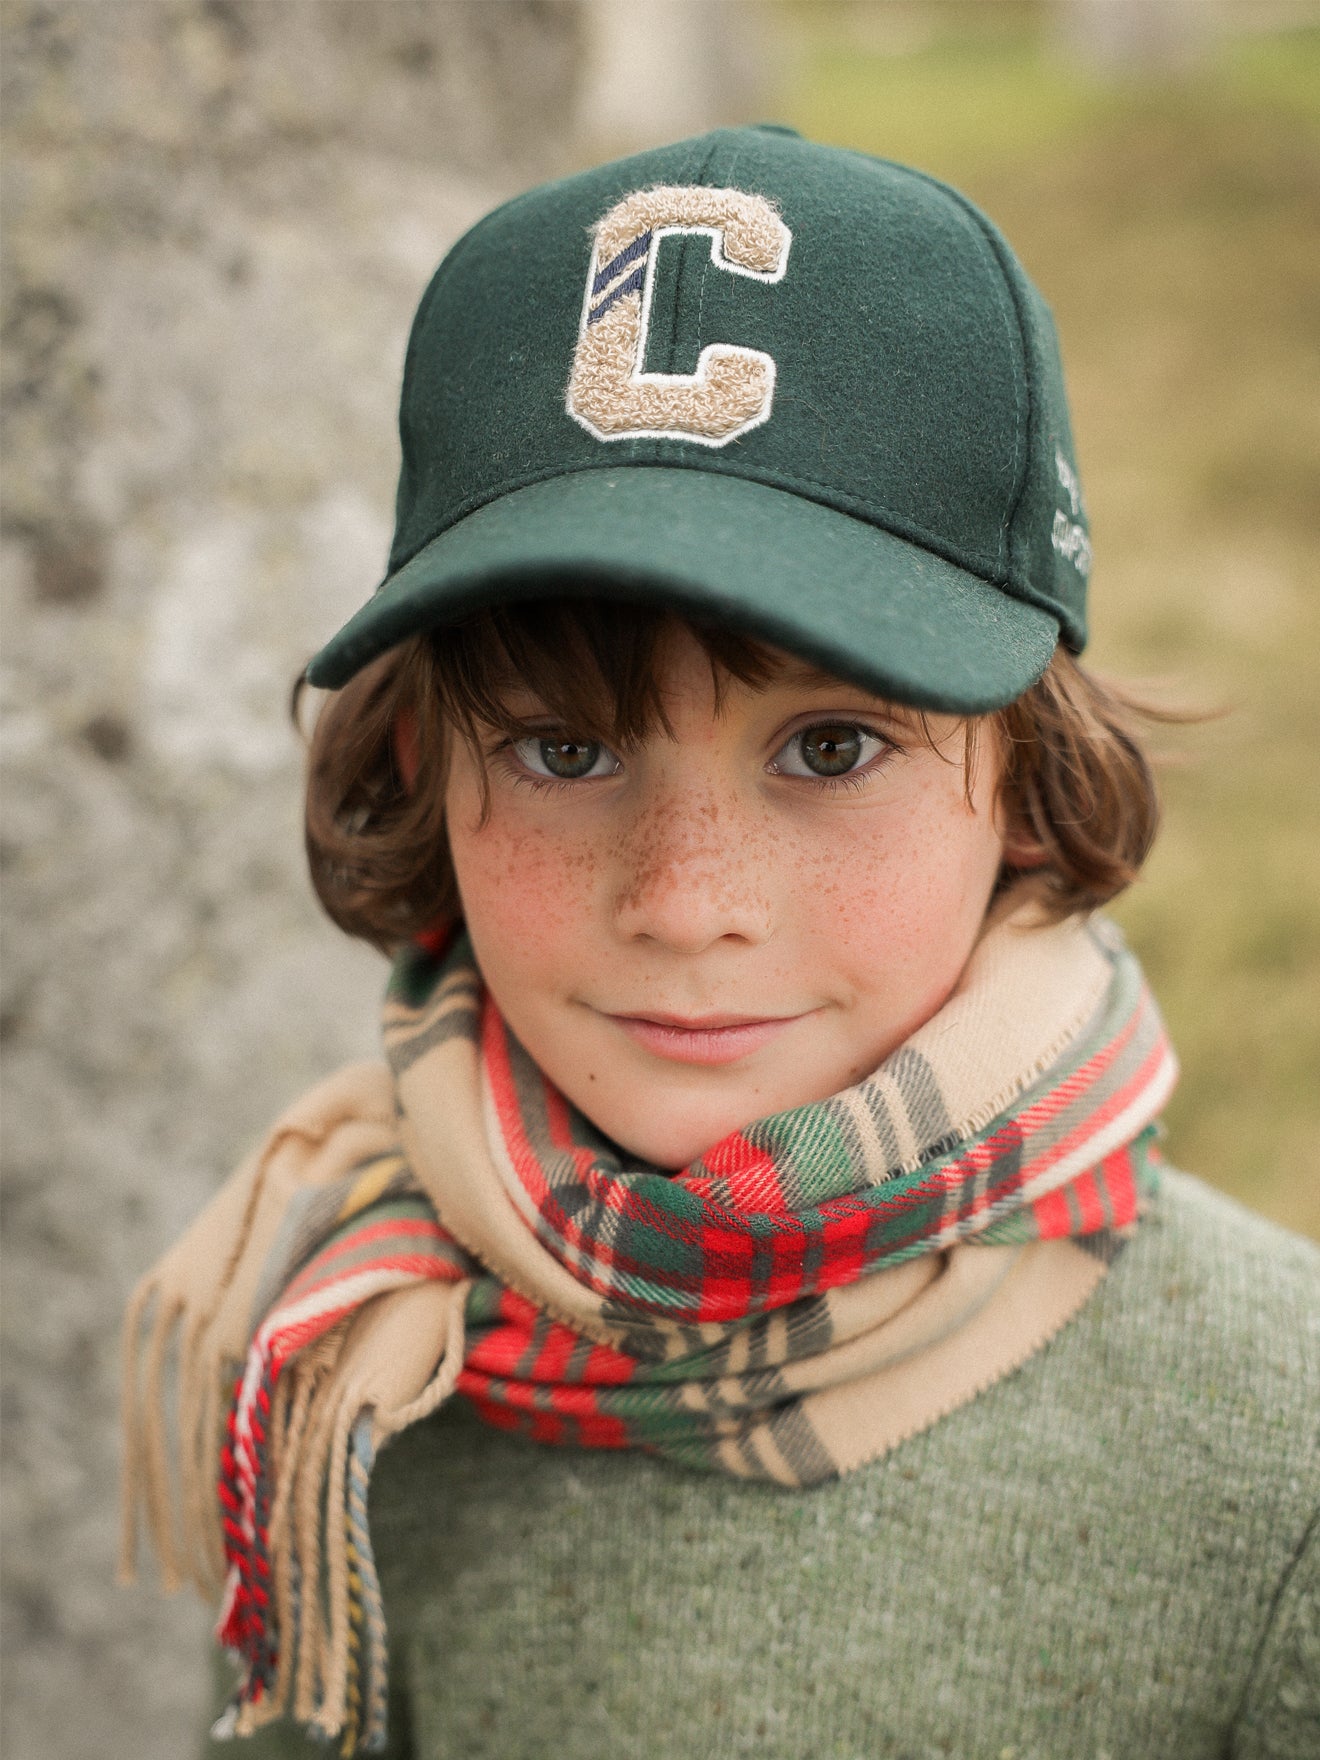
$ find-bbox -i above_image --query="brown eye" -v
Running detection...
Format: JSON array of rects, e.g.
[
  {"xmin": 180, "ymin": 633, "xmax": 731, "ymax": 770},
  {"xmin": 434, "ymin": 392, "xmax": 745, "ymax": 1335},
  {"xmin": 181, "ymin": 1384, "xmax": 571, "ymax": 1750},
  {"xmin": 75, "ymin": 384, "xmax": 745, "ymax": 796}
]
[
  {"xmin": 799, "ymin": 725, "xmax": 863, "ymax": 776},
  {"xmin": 771, "ymin": 723, "xmax": 888, "ymax": 781},
  {"xmin": 514, "ymin": 736, "xmax": 618, "ymax": 781},
  {"xmin": 540, "ymin": 738, "xmax": 600, "ymax": 779}
]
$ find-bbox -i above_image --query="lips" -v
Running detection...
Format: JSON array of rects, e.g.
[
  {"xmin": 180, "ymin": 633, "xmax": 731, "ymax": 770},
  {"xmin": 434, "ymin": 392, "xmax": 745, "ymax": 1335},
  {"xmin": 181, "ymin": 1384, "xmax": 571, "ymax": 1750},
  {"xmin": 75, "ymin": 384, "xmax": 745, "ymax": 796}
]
[{"xmin": 604, "ymin": 1009, "xmax": 810, "ymax": 1066}]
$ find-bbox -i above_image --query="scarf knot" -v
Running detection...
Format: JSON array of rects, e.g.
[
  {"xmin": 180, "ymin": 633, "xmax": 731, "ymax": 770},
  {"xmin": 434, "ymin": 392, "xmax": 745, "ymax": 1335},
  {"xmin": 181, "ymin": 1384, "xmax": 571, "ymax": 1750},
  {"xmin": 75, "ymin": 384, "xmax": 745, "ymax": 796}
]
[{"xmin": 121, "ymin": 910, "xmax": 1175, "ymax": 1752}]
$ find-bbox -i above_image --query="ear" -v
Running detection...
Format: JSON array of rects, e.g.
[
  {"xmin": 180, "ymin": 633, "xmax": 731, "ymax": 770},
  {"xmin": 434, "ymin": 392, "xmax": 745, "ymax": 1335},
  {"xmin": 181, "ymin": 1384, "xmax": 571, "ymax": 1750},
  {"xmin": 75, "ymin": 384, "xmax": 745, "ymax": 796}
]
[
  {"xmin": 999, "ymin": 812, "xmax": 1050, "ymax": 871},
  {"xmin": 394, "ymin": 708, "xmax": 420, "ymax": 790},
  {"xmin": 993, "ymin": 785, "xmax": 1050, "ymax": 870},
  {"xmin": 1003, "ymin": 836, "xmax": 1050, "ymax": 871}
]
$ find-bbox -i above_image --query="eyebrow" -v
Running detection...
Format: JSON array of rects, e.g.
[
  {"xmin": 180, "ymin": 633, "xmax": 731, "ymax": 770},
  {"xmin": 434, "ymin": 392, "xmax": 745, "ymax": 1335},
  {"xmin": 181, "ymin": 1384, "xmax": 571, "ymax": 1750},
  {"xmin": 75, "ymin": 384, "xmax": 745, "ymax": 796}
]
[
  {"xmin": 771, "ymin": 656, "xmax": 909, "ymax": 707},
  {"xmin": 772, "ymin": 658, "xmax": 846, "ymax": 689}
]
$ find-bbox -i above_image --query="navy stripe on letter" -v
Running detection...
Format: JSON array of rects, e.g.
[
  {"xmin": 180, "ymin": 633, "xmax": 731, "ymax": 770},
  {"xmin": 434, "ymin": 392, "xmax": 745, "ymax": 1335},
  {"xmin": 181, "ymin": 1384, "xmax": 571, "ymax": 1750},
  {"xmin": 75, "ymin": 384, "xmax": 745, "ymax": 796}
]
[
  {"xmin": 591, "ymin": 230, "xmax": 652, "ymax": 298},
  {"xmin": 588, "ymin": 265, "xmax": 646, "ymax": 326}
]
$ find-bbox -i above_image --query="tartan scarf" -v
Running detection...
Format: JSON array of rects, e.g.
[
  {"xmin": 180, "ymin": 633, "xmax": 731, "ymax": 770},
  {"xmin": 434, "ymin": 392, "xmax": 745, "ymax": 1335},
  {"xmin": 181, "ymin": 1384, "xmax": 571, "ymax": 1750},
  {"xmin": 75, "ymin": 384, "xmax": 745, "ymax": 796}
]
[{"xmin": 120, "ymin": 908, "xmax": 1176, "ymax": 1754}]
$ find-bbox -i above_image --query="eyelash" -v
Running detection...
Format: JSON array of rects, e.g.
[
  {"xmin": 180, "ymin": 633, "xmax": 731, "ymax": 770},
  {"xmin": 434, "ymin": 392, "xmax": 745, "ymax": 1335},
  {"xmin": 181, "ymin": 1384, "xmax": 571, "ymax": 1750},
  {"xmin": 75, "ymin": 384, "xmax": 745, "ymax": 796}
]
[
  {"xmin": 490, "ymin": 739, "xmax": 616, "ymax": 795},
  {"xmin": 803, "ymin": 762, "xmax": 881, "ymax": 795},
  {"xmin": 767, "ymin": 724, "xmax": 898, "ymax": 790},
  {"xmin": 491, "ymin": 724, "xmax": 902, "ymax": 795}
]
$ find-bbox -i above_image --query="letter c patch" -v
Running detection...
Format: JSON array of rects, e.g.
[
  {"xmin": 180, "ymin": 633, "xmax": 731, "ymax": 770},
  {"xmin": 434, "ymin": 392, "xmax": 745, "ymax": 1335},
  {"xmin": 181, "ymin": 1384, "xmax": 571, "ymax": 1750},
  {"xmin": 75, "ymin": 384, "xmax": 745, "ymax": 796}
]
[{"xmin": 566, "ymin": 186, "xmax": 791, "ymax": 447}]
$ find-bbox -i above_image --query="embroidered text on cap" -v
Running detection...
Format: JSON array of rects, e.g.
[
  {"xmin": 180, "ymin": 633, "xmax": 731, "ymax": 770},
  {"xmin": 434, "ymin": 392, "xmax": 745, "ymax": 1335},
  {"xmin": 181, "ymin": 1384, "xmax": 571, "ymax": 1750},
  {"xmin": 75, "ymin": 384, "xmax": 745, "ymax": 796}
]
[
  {"xmin": 1051, "ymin": 446, "xmax": 1092, "ymax": 579},
  {"xmin": 566, "ymin": 186, "xmax": 792, "ymax": 447}
]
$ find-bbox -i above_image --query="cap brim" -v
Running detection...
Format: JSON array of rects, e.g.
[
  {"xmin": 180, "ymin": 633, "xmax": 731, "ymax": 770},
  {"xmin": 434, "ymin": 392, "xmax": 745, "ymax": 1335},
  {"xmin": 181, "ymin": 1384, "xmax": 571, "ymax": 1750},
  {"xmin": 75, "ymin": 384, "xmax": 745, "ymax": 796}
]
[{"xmin": 305, "ymin": 468, "xmax": 1058, "ymax": 713}]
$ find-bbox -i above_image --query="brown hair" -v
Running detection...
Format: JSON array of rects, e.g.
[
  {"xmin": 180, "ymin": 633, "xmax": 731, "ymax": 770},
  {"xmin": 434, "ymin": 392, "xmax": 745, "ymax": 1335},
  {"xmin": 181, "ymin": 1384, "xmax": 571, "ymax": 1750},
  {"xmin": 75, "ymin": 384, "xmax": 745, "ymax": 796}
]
[{"xmin": 299, "ymin": 598, "xmax": 1171, "ymax": 951}]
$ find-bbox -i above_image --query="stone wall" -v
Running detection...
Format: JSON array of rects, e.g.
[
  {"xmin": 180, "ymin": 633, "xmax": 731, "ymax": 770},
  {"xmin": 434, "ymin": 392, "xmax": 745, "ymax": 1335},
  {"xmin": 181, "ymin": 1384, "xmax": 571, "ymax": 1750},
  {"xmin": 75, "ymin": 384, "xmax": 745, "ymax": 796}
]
[{"xmin": 0, "ymin": 4, "xmax": 585, "ymax": 1755}]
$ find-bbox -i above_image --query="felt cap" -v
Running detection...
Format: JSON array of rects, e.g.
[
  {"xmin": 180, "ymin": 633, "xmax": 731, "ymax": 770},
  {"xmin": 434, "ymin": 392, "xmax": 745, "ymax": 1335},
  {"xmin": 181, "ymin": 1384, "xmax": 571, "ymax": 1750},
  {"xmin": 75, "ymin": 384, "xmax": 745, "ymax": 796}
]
[{"xmin": 307, "ymin": 126, "xmax": 1092, "ymax": 712}]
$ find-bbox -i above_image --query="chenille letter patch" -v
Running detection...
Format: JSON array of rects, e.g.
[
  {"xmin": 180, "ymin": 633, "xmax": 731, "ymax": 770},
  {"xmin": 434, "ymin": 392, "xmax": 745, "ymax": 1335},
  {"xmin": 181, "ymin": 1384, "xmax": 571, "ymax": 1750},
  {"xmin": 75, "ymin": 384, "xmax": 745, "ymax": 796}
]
[{"xmin": 566, "ymin": 186, "xmax": 791, "ymax": 447}]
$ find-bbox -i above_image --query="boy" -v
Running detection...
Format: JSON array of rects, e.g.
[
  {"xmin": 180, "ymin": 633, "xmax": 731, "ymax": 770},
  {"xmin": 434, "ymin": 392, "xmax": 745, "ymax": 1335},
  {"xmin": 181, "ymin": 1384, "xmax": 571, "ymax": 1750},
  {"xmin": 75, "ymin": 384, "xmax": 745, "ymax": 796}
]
[{"xmin": 121, "ymin": 128, "xmax": 1318, "ymax": 1757}]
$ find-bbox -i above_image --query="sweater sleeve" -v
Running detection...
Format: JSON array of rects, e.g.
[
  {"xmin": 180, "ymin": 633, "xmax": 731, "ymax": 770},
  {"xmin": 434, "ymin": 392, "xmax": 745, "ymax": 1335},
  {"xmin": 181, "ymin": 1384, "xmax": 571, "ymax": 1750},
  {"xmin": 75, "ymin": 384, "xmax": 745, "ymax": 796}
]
[{"xmin": 1230, "ymin": 1506, "xmax": 1320, "ymax": 1760}]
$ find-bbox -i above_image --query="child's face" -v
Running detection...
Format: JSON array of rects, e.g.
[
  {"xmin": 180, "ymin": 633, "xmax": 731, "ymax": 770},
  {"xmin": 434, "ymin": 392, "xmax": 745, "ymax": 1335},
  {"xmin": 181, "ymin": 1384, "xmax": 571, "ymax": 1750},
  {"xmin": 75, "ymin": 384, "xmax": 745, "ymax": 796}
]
[{"xmin": 445, "ymin": 627, "xmax": 1010, "ymax": 1169}]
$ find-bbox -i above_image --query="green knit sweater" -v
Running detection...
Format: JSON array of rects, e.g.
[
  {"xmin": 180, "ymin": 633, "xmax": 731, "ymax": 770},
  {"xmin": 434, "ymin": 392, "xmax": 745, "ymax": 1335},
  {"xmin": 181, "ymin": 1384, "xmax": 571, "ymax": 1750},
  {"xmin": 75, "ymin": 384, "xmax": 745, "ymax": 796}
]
[{"xmin": 206, "ymin": 1170, "xmax": 1320, "ymax": 1759}]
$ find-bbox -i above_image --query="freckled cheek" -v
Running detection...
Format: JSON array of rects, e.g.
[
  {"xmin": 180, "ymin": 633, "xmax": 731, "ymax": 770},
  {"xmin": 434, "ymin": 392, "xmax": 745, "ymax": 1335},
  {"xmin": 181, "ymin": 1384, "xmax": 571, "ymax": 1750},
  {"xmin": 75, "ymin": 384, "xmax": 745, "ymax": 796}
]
[
  {"xmin": 447, "ymin": 806, "xmax": 600, "ymax": 976},
  {"xmin": 792, "ymin": 812, "xmax": 998, "ymax": 983}
]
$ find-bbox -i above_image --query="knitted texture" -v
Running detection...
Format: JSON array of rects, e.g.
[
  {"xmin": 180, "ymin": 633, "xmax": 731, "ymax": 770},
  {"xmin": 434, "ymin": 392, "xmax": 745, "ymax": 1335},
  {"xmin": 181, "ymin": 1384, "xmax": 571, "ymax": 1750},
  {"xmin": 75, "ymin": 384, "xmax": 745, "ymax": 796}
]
[
  {"xmin": 122, "ymin": 912, "xmax": 1174, "ymax": 1752},
  {"xmin": 204, "ymin": 1173, "xmax": 1320, "ymax": 1760}
]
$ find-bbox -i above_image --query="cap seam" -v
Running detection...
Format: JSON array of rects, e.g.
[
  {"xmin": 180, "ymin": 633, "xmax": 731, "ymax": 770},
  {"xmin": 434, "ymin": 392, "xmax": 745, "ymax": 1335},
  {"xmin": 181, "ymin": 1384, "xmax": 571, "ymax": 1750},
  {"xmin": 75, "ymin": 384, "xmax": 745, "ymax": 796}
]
[
  {"xmin": 404, "ymin": 140, "xmax": 721, "ymax": 432},
  {"xmin": 395, "ymin": 178, "xmax": 578, "ymax": 468},
  {"xmin": 863, "ymin": 160, "xmax": 1034, "ymax": 575},
  {"xmin": 404, "ymin": 176, "xmax": 561, "ymax": 319},
  {"xmin": 675, "ymin": 134, "xmax": 722, "ymax": 375},
  {"xmin": 703, "ymin": 134, "xmax": 740, "ymax": 367},
  {"xmin": 935, "ymin": 186, "xmax": 1037, "ymax": 577}
]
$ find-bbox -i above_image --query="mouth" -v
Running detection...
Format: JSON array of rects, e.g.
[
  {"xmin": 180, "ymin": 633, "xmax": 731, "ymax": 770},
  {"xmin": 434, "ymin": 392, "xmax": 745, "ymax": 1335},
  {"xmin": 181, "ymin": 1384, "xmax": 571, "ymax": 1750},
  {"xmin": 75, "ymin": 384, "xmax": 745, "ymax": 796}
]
[{"xmin": 603, "ymin": 1010, "xmax": 812, "ymax": 1066}]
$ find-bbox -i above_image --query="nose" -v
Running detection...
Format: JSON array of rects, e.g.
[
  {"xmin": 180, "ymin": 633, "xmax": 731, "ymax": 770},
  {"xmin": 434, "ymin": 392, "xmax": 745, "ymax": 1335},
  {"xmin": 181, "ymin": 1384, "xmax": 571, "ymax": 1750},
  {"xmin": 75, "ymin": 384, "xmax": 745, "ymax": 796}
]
[{"xmin": 610, "ymin": 786, "xmax": 774, "ymax": 953}]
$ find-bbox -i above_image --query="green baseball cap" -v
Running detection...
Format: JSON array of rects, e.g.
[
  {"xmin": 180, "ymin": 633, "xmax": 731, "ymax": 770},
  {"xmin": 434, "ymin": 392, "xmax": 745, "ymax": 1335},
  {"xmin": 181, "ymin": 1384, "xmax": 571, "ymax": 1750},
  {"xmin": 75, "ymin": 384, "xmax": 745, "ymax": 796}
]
[{"xmin": 306, "ymin": 125, "xmax": 1092, "ymax": 712}]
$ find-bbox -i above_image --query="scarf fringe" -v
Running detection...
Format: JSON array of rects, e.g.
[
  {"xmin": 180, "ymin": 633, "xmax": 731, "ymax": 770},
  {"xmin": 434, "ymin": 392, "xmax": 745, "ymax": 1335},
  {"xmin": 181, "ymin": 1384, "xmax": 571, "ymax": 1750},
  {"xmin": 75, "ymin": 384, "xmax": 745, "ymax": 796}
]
[
  {"xmin": 120, "ymin": 919, "xmax": 1172, "ymax": 1755},
  {"xmin": 208, "ymin": 1278, "xmax": 472, "ymax": 1749},
  {"xmin": 119, "ymin": 1280, "xmax": 185, "ymax": 1594},
  {"xmin": 117, "ymin": 1064, "xmax": 411, "ymax": 1746},
  {"xmin": 119, "ymin": 1287, "xmax": 236, "ymax": 1603}
]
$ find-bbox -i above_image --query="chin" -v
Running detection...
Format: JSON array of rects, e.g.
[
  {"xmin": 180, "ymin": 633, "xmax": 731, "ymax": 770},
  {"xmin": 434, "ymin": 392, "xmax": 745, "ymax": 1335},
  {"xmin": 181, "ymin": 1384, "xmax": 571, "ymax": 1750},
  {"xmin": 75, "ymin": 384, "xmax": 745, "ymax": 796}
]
[
  {"xmin": 601, "ymin": 1128, "xmax": 700, "ymax": 1172},
  {"xmin": 601, "ymin": 1110, "xmax": 746, "ymax": 1173}
]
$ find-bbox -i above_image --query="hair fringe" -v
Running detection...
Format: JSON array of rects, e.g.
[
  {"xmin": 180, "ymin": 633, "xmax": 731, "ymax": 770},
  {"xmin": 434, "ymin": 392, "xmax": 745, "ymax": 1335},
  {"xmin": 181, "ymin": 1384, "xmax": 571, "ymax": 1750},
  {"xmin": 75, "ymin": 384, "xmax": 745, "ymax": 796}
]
[{"xmin": 296, "ymin": 603, "xmax": 1194, "ymax": 947}]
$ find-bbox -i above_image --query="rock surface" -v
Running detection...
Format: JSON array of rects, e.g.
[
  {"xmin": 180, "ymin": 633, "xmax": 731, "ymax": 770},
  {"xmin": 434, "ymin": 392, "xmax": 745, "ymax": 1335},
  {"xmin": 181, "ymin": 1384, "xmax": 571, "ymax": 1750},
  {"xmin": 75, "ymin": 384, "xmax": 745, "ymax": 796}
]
[{"xmin": 0, "ymin": 4, "xmax": 583, "ymax": 1754}]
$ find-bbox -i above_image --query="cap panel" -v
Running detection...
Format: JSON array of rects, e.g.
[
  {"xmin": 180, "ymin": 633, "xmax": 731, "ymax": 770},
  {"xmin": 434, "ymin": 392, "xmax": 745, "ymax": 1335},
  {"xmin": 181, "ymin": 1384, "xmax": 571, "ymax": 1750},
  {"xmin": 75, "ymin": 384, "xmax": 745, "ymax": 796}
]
[
  {"xmin": 936, "ymin": 180, "xmax": 1090, "ymax": 649},
  {"xmin": 387, "ymin": 129, "xmax": 1037, "ymax": 594},
  {"xmin": 737, "ymin": 143, "xmax": 1026, "ymax": 580},
  {"xmin": 389, "ymin": 135, "xmax": 720, "ymax": 572}
]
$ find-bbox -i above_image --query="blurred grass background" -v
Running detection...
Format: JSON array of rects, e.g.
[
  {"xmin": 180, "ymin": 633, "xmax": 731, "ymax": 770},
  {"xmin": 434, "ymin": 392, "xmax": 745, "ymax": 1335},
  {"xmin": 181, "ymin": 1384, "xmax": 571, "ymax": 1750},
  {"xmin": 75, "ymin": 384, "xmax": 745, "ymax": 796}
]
[{"xmin": 774, "ymin": 2, "xmax": 1319, "ymax": 1237}]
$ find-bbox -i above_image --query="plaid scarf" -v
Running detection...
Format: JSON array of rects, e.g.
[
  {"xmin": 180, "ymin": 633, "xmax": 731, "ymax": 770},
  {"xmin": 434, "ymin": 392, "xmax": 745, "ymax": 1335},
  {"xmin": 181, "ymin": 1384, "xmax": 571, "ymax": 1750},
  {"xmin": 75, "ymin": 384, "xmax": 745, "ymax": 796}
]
[{"xmin": 120, "ymin": 909, "xmax": 1175, "ymax": 1754}]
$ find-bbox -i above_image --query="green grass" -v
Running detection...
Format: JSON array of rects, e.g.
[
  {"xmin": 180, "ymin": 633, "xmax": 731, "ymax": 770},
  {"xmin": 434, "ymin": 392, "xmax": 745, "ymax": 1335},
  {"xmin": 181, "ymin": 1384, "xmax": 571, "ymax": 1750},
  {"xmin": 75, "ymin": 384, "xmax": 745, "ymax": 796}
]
[
  {"xmin": 787, "ymin": 14, "xmax": 1320, "ymax": 176},
  {"xmin": 779, "ymin": 15, "xmax": 1320, "ymax": 1238},
  {"xmin": 1223, "ymin": 24, "xmax": 1320, "ymax": 123},
  {"xmin": 788, "ymin": 20, "xmax": 1117, "ymax": 180}
]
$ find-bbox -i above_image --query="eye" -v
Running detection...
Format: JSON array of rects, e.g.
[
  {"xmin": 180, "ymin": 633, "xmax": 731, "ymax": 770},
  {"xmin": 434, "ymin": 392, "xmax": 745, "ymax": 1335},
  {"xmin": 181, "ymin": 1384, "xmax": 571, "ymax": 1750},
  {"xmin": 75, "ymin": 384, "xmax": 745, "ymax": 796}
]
[
  {"xmin": 771, "ymin": 722, "xmax": 889, "ymax": 780},
  {"xmin": 512, "ymin": 735, "xmax": 620, "ymax": 782}
]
